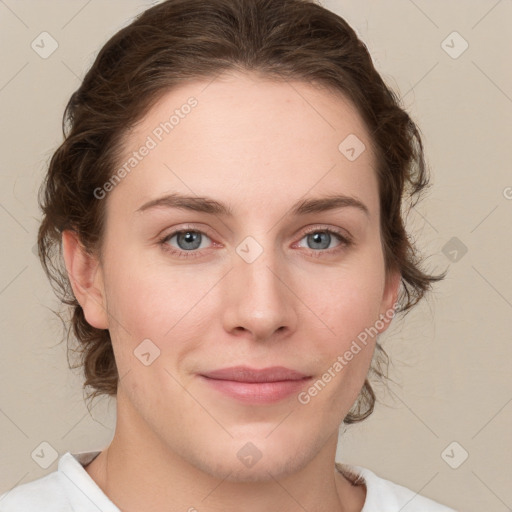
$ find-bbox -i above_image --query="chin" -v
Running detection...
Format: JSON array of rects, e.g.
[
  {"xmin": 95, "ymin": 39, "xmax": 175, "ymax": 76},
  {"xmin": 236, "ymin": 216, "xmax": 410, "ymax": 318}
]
[{"xmin": 188, "ymin": 436, "xmax": 313, "ymax": 483}]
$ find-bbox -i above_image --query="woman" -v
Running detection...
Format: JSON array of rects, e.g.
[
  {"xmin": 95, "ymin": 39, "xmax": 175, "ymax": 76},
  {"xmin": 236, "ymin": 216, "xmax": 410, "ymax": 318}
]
[{"xmin": 0, "ymin": 0, "xmax": 456, "ymax": 510}]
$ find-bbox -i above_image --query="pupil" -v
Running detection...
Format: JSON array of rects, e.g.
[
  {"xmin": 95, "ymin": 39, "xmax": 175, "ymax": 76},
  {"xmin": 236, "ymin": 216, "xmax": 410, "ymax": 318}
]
[{"xmin": 179, "ymin": 231, "xmax": 200, "ymax": 250}]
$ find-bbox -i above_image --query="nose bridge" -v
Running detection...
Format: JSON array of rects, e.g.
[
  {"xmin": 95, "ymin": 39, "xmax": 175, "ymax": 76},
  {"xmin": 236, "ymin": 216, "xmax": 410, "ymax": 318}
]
[
  {"xmin": 241, "ymin": 240, "xmax": 281, "ymax": 291},
  {"xmin": 236, "ymin": 233, "xmax": 286, "ymax": 303},
  {"xmin": 224, "ymin": 231, "xmax": 297, "ymax": 337}
]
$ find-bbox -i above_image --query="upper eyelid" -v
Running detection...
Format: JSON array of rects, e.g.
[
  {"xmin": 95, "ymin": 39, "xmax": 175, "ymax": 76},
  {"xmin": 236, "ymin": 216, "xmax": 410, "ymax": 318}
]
[
  {"xmin": 163, "ymin": 224, "xmax": 215, "ymax": 241},
  {"xmin": 301, "ymin": 225, "xmax": 351, "ymax": 239}
]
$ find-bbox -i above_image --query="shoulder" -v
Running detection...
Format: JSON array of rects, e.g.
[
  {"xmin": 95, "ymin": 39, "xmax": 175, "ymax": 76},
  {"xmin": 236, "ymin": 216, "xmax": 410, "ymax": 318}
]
[
  {"xmin": 0, "ymin": 451, "xmax": 118, "ymax": 512},
  {"xmin": 0, "ymin": 470, "xmax": 69, "ymax": 511},
  {"xmin": 336, "ymin": 462, "xmax": 458, "ymax": 512}
]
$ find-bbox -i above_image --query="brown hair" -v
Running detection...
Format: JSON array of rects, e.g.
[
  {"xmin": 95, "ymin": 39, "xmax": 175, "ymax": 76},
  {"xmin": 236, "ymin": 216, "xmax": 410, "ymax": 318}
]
[{"xmin": 37, "ymin": 0, "xmax": 446, "ymax": 423}]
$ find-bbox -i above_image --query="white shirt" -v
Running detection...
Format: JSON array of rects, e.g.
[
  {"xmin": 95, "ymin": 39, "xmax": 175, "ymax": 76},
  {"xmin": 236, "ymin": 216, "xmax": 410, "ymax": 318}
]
[{"xmin": 0, "ymin": 451, "xmax": 458, "ymax": 511}]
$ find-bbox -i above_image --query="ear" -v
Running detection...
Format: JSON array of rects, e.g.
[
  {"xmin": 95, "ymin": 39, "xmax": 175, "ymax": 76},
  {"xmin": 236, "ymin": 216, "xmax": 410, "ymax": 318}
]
[
  {"xmin": 376, "ymin": 267, "xmax": 401, "ymax": 335},
  {"xmin": 61, "ymin": 230, "xmax": 109, "ymax": 330}
]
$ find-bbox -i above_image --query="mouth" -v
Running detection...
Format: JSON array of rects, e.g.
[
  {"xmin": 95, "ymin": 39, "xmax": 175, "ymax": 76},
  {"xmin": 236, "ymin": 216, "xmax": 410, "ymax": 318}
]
[{"xmin": 199, "ymin": 366, "xmax": 312, "ymax": 404}]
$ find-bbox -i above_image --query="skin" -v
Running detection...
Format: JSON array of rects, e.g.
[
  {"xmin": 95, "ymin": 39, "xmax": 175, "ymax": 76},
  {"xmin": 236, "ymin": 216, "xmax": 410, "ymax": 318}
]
[{"xmin": 62, "ymin": 70, "xmax": 400, "ymax": 512}]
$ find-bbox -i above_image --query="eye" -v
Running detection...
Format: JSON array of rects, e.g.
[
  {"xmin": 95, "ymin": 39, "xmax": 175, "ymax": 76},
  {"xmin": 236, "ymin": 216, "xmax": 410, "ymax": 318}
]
[
  {"xmin": 159, "ymin": 226, "xmax": 213, "ymax": 259},
  {"xmin": 158, "ymin": 224, "xmax": 352, "ymax": 260},
  {"xmin": 295, "ymin": 227, "xmax": 352, "ymax": 256}
]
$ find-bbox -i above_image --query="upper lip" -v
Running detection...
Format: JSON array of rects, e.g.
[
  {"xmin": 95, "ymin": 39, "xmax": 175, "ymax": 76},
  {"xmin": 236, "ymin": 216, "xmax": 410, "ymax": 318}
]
[{"xmin": 200, "ymin": 366, "xmax": 310, "ymax": 383}]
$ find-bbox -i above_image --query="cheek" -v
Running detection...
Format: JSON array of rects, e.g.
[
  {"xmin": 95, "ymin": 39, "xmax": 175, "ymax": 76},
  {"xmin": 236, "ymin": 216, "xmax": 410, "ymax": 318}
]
[
  {"xmin": 105, "ymin": 250, "xmax": 190, "ymax": 325},
  {"xmin": 308, "ymin": 261, "xmax": 385, "ymax": 343},
  {"xmin": 297, "ymin": 257, "xmax": 386, "ymax": 403},
  {"xmin": 102, "ymin": 257, "xmax": 217, "ymax": 363},
  {"xmin": 303, "ymin": 271, "xmax": 384, "ymax": 402}
]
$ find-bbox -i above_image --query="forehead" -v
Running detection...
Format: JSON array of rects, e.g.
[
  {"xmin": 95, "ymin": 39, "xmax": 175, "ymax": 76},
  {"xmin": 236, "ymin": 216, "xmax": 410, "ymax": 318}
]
[{"xmin": 108, "ymin": 71, "xmax": 378, "ymax": 217}]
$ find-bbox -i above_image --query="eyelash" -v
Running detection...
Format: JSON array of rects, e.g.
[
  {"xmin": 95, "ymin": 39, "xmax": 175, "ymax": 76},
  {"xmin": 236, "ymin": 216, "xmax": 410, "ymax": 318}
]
[{"xmin": 158, "ymin": 224, "xmax": 353, "ymax": 260}]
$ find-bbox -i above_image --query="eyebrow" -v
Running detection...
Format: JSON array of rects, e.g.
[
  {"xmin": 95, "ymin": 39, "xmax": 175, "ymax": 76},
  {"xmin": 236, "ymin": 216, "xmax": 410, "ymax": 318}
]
[{"xmin": 135, "ymin": 192, "xmax": 370, "ymax": 218}]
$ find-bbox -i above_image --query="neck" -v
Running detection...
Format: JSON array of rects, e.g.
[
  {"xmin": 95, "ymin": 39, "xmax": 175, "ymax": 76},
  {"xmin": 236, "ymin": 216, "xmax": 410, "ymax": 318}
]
[{"xmin": 86, "ymin": 393, "xmax": 365, "ymax": 512}]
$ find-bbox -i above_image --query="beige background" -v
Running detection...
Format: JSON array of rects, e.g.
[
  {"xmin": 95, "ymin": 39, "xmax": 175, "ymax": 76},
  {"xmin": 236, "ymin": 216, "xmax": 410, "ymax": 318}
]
[{"xmin": 0, "ymin": 1, "xmax": 511, "ymax": 510}]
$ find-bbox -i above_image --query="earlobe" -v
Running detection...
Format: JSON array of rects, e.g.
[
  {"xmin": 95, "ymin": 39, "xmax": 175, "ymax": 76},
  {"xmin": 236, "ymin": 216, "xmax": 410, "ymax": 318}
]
[
  {"xmin": 386, "ymin": 268, "xmax": 401, "ymax": 311},
  {"xmin": 377, "ymin": 268, "xmax": 401, "ymax": 334},
  {"xmin": 61, "ymin": 230, "xmax": 109, "ymax": 330}
]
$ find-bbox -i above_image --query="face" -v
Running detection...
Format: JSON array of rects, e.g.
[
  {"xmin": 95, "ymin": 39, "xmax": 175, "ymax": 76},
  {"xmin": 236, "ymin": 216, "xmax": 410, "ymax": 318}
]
[{"xmin": 72, "ymin": 71, "xmax": 399, "ymax": 482}]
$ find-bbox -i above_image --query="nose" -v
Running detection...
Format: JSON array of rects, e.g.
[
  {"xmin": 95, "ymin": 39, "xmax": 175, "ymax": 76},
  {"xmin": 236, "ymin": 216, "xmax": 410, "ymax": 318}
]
[{"xmin": 221, "ymin": 239, "xmax": 298, "ymax": 342}]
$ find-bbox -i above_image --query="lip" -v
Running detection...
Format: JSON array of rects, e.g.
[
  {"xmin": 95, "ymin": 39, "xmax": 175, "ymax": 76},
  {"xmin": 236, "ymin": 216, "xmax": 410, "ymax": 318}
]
[
  {"xmin": 199, "ymin": 366, "xmax": 312, "ymax": 404},
  {"xmin": 201, "ymin": 365, "xmax": 309, "ymax": 382}
]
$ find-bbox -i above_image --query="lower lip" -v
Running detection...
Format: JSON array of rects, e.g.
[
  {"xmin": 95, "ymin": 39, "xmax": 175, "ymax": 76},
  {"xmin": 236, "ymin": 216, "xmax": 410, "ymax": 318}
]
[{"xmin": 200, "ymin": 376, "xmax": 312, "ymax": 404}]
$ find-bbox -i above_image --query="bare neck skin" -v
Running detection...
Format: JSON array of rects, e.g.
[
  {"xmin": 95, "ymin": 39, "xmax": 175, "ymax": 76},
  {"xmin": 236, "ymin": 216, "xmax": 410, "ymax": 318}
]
[{"xmin": 85, "ymin": 394, "xmax": 366, "ymax": 512}]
